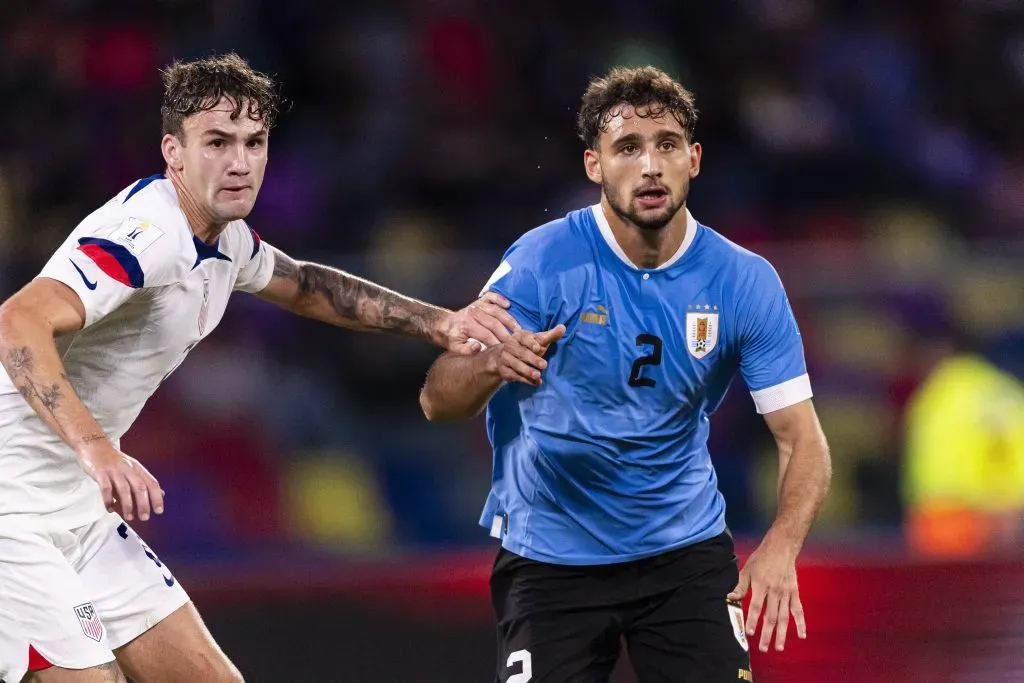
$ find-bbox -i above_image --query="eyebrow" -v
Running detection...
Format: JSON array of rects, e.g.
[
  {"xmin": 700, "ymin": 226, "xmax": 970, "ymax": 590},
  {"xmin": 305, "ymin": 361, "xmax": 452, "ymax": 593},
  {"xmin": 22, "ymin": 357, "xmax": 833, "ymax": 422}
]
[
  {"xmin": 653, "ymin": 129, "xmax": 685, "ymax": 142},
  {"xmin": 612, "ymin": 132, "xmax": 643, "ymax": 147},
  {"xmin": 199, "ymin": 128, "xmax": 267, "ymax": 140},
  {"xmin": 611, "ymin": 129, "xmax": 684, "ymax": 146}
]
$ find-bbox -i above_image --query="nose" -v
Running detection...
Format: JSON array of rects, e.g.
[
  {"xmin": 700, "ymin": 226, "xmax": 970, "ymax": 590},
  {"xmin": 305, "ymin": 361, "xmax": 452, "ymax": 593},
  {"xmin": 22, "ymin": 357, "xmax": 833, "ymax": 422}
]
[
  {"xmin": 228, "ymin": 143, "xmax": 251, "ymax": 175},
  {"xmin": 640, "ymin": 145, "xmax": 663, "ymax": 178}
]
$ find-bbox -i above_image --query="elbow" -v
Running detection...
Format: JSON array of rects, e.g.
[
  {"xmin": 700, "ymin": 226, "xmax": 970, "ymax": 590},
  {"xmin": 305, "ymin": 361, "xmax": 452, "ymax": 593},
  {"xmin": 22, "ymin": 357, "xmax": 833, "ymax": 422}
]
[
  {"xmin": 813, "ymin": 432, "xmax": 833, "ymax": 496},
  {"xmin": 419, "ymin": 384, "xmax": 473, "ymax": 423},
  {"xmin": 419, "ymin": 386, "xmax": 446, "ymax": 422},
  {"xmin": 0, "ymin": 301, "xmax": 22, "ymax": 346},
  {"xmin": 821, "ymin": 441, "xmax": 833, "ymax": 490}
]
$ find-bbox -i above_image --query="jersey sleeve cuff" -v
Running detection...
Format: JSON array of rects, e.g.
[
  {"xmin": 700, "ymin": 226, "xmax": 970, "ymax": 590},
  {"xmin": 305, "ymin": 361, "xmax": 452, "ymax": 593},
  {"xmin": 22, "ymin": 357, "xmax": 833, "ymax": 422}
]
[
  {"xmin": 750, "ymin": 373, "xmax": 813, "ymax": 414},
  {"xmin": 237, "ymin": 244, "xmax": 276, "ymax": 293},
  {"xmin": 36, "ymin": 264, "xmax": 99, "ymax": 328}
]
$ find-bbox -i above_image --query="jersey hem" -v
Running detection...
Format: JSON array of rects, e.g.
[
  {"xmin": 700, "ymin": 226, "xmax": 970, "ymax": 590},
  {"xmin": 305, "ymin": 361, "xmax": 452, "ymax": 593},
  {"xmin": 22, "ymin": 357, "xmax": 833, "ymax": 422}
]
[
  {"xmin": 490, "ymin": 518, "xmax": 728, "ymax": 566},
  {"xmin": 0, "ymin": 503, "xmax": 107, "ymax": 533}
]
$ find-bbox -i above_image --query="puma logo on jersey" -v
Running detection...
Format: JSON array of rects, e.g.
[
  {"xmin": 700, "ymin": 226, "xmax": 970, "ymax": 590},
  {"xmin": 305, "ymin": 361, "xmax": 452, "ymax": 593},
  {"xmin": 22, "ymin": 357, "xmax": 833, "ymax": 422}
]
[{"xmin": 581, "ymin": 305, "xmax": 609, "ymax": 325}]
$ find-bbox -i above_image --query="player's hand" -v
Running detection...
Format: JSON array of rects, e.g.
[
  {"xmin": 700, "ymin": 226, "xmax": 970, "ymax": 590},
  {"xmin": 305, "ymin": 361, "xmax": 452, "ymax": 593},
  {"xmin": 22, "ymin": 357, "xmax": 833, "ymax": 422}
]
[
  {"xmin": 485, "ymin": 325, "xmax": 566, "ymax": 386},
  {"xmin": 441, "ymin": 291, "xmax": 519, "ymax": 354},
  {"xmin": 728, "ymin": 536, "xmax": 805, "ymax": 653},
  {"xmin": 77, "ymin": 442, "xmax": 165, "ymax": 522}
]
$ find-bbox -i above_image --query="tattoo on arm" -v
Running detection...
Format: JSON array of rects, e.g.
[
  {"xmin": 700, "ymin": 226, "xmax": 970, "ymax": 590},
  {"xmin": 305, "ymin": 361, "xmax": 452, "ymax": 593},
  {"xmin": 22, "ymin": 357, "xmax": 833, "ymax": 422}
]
[
  {"xmin": 274, "ymin": 251, "xmax": 443, "ymax": 341},
  {"xmin": 5, "ymin": 346, "xmax": 67, "ymax": 438}
]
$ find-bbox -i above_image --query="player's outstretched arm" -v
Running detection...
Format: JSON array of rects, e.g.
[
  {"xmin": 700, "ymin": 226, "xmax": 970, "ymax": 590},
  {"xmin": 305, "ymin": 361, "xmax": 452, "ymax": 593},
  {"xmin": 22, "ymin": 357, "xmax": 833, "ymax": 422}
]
[
  {"xmin": 420, "ymin": 325, "xmax": 565, "ymax": 421},
  {"xmin": 728, "ymin": 398, "xmax": 831, "ymax": 653},
  {"xmin": 256, "ymin": 247, "xmax": 517, "ymax": 353},
  {"xmin": 0, "ymin": 279, "xmax": 164, "ymax": 521}
]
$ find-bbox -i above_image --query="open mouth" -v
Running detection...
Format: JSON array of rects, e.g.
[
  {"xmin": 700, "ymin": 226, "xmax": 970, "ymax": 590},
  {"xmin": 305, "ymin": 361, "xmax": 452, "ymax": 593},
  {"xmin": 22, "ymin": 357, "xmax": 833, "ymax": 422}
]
[{"xmin": 635, "ymin": 187, "xmax": 668, "ymax": 207}]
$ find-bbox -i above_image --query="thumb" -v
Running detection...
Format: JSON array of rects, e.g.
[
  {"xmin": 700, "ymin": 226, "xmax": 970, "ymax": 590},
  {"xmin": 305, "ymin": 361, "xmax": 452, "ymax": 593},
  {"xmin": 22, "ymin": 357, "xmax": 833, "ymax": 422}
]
[
  {"xmin": 536, "ymin": 324, "xmax": 567, "ymax": 347},
  {"xmin": 727, "ymin": 567, "xmax": 750, "ymax": 602}
]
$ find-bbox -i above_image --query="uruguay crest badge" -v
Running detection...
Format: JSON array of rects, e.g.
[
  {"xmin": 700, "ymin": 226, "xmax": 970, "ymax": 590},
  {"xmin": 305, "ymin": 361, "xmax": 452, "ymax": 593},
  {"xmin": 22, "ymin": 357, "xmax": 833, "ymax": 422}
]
[{"xmin": 686, "ymin": 306, "xmax": 719, "ymax": 359}]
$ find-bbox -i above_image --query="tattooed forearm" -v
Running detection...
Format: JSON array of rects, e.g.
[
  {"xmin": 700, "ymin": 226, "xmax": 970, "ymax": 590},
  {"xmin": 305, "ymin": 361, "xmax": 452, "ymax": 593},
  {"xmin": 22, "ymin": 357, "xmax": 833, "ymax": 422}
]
[
  {"xmin": 298, "ymin": 264, "xmax": 441, "ymax": 338},
  {"xmin": 7, "ymin": 346, "xmax": 34, "ymax": 374},
  {"xmin": 275, "ymin": 252, "xmax": 445, "ymax": 342},
  {"xmin": 5, "ymin": 347, "xmax": 67, "ymax": 437},
  {"xmin": 0, "ymin": 305, "xmax": 109, "ymax": 456}
]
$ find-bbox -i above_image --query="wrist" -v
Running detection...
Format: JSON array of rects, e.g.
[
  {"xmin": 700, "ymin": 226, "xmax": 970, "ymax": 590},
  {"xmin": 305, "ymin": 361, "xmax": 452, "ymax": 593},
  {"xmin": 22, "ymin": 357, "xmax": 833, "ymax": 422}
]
[
  {"xmin": 74, "ymin": 433, "xmax": 111, "ymax": 459},
  {"xmin": 431, "ymin": 310, "xmax": 453, "ymax": 347},
  {"xmin": 476, "ymin": 344, "xmax": 503, "ymax": 380},
  {"xmin": 762, "ymin": 523, "xmax": 804, "ymax": 557}
]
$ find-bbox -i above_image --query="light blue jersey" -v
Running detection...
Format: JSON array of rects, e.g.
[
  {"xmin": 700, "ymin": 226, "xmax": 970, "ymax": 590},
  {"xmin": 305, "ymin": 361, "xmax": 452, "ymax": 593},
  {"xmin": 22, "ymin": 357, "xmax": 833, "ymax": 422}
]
[{"xmin": 479, "ymin": 205, "xmax": 812, "ymax": 565}]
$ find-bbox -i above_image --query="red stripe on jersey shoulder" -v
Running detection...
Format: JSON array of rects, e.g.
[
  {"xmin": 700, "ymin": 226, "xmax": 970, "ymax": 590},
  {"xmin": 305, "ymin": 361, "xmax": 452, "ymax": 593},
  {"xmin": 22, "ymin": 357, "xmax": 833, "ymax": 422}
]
[
  {"xmin": 248, "ymin": 227, "xmax": 262, "ymax": 260},
  {"xmin": 76, "ymin": 238, "xmax": 144, "ymax": 288}
]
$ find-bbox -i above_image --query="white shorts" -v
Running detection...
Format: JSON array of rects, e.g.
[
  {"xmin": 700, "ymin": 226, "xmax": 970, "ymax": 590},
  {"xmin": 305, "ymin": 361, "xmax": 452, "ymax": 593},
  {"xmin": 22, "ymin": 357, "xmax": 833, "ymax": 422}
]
[{"xmin": 0, "ymin": 512, "xmax": 189, "ymax": 682}]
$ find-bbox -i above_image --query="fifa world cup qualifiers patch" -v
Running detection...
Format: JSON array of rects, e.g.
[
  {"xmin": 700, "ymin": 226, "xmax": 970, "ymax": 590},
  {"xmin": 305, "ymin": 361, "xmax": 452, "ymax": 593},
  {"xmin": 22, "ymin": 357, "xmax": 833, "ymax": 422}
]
[{"xmin": 111, "ymin": 218, "xmax": 165, "ymax": 256}]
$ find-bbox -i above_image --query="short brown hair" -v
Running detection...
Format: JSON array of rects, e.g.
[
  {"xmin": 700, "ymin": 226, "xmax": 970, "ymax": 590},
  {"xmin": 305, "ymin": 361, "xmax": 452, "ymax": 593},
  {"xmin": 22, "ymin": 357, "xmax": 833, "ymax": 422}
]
[
  {"xmin": 160, "ymin": 52, "xmax": 281, "ymax": 138},
  {"xmin": 576, "ymin": 66, "xmax": 698, "ymax": 149}
]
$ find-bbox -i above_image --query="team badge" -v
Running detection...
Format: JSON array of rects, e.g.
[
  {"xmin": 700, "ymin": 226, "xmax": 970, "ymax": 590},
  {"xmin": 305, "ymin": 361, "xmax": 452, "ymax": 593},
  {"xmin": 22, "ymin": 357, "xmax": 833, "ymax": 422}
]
[
  {"xmin": 74, "ymin": 602, "xmax": 104, "ymax": 642},
  {"xmin": 686, "ymin": 306, "xmax": 719, "ymax": 358},
  {"xmin": 727, "ymin": 602, "xmax": 749, "ymax": 652}
]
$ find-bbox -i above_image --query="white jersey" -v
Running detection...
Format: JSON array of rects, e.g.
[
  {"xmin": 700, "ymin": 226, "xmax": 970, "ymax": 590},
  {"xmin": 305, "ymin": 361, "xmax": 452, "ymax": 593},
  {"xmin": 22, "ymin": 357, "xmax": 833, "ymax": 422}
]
[{"xmin": 0, "ymin": 174, "xmax": 275, "ymax": 530}]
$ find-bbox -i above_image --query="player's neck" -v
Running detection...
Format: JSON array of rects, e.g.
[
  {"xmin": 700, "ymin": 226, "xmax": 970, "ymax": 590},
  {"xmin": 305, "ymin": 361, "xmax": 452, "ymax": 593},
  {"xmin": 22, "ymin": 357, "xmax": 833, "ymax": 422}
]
[
  {"xmin": 600, "ymin": 198, "xmax": 688, "ymax": 270},
  {"xmin": 166, "ymin": 168, "xmax": 228, "ymax": 245}
]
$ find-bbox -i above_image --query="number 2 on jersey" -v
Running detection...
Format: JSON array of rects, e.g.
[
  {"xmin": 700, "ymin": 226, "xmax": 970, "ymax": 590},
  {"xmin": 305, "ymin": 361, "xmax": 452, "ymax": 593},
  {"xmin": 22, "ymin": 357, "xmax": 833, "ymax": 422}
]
[
  {"xmin": 506, "ymin": 649, "xmax": 532, "ymax": 682},
  {"xmin": 628, "ymin": 334, "xmax": 663, "ymax": 388}
]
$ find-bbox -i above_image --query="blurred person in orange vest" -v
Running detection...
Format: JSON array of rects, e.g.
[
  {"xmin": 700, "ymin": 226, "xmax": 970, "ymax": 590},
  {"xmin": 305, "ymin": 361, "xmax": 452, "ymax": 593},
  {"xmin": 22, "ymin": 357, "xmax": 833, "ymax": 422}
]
[{"xmin": 903, "ymin": 327, "xmax": 1024, "ymax": 558}]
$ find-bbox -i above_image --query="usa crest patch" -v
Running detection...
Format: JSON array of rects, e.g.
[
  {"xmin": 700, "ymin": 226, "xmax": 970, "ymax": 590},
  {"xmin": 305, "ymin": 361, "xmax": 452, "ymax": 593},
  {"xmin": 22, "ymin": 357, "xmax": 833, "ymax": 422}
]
[{"xmin": 74, "ymin": 602, "xmax": 104, "ymax": 642}]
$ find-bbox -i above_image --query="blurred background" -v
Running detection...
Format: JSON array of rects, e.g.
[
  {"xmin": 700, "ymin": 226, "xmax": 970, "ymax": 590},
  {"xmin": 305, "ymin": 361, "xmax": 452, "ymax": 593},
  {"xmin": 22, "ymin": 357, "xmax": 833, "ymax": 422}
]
[{"xmin": 2, "ymin": 0, "xmax": 1023, "ymax": 680}]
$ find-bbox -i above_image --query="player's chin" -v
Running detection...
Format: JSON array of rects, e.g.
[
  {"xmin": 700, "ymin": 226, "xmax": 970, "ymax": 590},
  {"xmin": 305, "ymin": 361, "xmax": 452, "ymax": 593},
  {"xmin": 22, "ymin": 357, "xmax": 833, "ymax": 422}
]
[
  {"xmin": 631, "ymin": 206, "xmax": 674, "ymax": 230},
  {"xmin": 215, "ymin": 199, "xmax": 256, "ymax": 221}
]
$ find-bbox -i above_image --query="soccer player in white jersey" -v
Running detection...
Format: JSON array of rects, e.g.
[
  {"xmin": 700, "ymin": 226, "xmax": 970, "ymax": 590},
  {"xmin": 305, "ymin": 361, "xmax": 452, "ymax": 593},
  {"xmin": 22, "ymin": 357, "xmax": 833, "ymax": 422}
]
[{"xmin": 0, "ymin": 53, "xmax": 515, "ymax": 683}]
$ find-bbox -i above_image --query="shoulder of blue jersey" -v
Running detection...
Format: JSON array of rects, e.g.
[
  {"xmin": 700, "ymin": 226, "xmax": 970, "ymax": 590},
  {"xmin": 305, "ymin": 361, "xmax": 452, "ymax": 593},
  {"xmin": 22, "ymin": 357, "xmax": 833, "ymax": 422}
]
[
  {"xmin": 510, "ymin": 211, "xmax": 581, "ymax": 254},
  {"xmin": 481, "ymin": 210, "xmax": 587, "ymax": 294},
  {"xmin": 692, "ymin": 223, "xmax": 782, "ymax": 286}
]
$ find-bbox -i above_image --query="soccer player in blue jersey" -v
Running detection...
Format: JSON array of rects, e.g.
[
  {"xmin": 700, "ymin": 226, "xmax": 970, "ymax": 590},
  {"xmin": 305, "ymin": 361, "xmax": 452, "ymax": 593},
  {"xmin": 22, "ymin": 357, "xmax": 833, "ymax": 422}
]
[{"xmin": 420, "ymin": 66, "xmax": 832, "ymax": 682}]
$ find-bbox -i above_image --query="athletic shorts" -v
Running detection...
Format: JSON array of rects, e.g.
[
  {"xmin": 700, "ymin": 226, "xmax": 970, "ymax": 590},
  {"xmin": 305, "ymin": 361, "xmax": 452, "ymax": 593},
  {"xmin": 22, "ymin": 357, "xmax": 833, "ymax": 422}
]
[
  {"xmin": 0, "ymin": 512, "xmax": 189, "ymax": 682},
  {"xmin": 490, "ymin": 531, "xmax": 752, "ymax": 683}
]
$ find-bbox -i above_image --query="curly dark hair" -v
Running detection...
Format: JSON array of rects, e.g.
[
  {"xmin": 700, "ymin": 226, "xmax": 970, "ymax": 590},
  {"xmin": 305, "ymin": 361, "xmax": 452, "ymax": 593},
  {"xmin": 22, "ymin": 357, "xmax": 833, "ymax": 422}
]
[
  {"xmin": 577, "ymin": 66, "xmax": 698, "ymax": 149},
  {"xmin": 160, "ymin": 52, "xmax": 281, "ymax": 139}
]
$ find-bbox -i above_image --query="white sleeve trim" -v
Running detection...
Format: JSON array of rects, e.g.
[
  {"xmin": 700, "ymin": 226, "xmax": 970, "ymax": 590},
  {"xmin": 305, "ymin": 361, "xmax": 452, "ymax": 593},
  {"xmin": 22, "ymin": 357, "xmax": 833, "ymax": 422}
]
[
  {"xmin": 250, "ymin": 243, "xmax": 276, "ymax": 292},
  {"xmin": 750, "ymin": 373, "xmax": 813, "ymax": 414},
  {"xmin": 235, "ymin": 241, "xmax": 276, "ymax": 293},
  {"xmin": 479, "ymin": 260, "xmax": 511, "ymax": 297}
]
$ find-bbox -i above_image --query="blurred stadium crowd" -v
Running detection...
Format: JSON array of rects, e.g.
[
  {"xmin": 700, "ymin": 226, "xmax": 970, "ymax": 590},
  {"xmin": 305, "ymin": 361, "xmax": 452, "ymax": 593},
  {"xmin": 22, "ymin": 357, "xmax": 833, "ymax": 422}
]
[{"xmin": 1, "ymin": 0, "xmax": 1022, "ymax": 563}]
